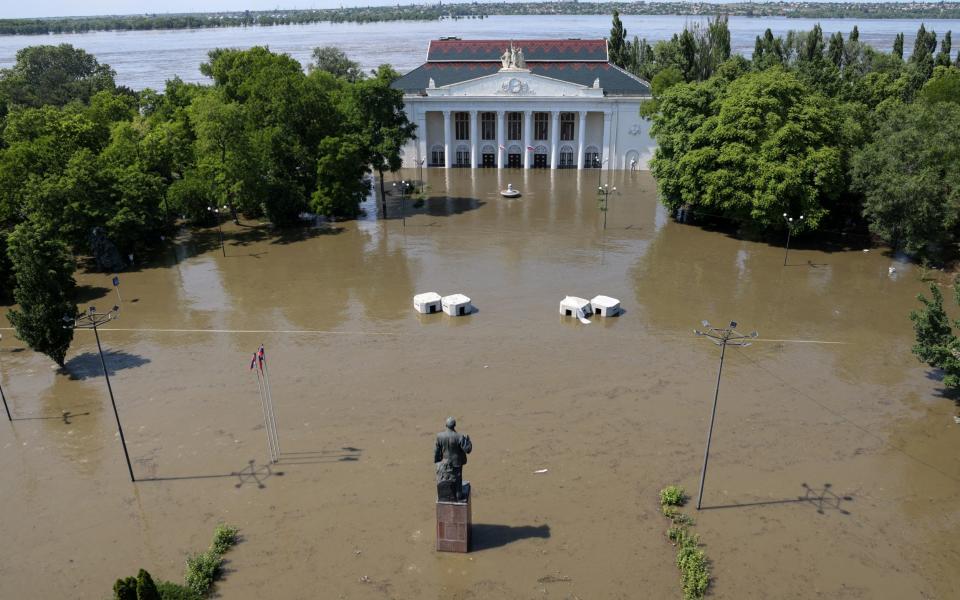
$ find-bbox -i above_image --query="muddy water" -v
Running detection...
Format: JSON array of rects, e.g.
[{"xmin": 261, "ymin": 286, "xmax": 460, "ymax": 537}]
[{"xmin": 1, "ymin": 169, "xmax": 958, "ymax": 599}]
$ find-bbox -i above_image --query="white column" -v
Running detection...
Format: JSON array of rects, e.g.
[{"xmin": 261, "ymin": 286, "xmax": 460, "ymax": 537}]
[
  {"xmin": 497, "ymin": 111, "xmax": 505, "ymax": 169},
  {"xmin": 550, "ymin": 112, "xmax": 560, "ymax": 170},
  {"xmin": 443, "ymin": 110, "xmax": 452, "ymax": 169},
  {"xmin": 577, "ymin": 111, "xmax": 587, "ymax": 170},
  {"xmin": 601, "ymin": 110, "xmax": 611, "ymax": 171},
  {"xmin": 523, "ymin": 110, "xmax": 532, "ymax": 169},
  {"xmin": 469, "ymin": 110, "xmax": 478, "ymax": 169},
  {"xmin": 417, "ymin": 110, "xmax": 427, "ymax": 169}
]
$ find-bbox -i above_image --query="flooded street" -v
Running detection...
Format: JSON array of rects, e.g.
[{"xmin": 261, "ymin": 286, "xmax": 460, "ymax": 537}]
[{"xmin": 1, "ymin": 168, "xmax": 958, "ymax": 599}]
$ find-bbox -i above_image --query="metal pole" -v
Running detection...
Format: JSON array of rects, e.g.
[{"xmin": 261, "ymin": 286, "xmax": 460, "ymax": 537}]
[
  {"xmin": 217, "ymin": 214, "xmax": 225, "ymax": 257},
  {"xmin": 254, "ymin": 366, "xmax": 277, "ymax": 462},
  {"xmin": 696, "ymin": 338, "xmax": 727, "ymax": 510},
  {"xmin": 603, "ymin": 192, "xmax": 609, "ymax": 230},
  {"xmin": 94, "ymin": 323, "xmax": 135, "ymax": 482},
  {"xmin": 0, "ymin": 375, "xmax": 10, "ymax": 422},
  {"xmin": 260, "ymin": 354, "xmax": 281, "ymax": 459},
  {"xmin": 783, "ymin": 226, "xmax": 792, "ymax": 266},
  {"xmin": 401, "ymin": 183, "xmax": 406, "ymax": 228}
]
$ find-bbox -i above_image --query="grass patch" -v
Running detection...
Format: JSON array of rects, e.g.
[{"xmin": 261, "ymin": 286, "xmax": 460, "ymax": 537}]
[{"xmin": 659, "ymin": 485, "xmax": 709, "ymax": 599}]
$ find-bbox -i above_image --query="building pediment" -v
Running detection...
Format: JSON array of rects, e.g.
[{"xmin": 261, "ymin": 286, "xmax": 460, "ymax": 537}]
[{"xmin": 425, "ymin": 69, "xmax": 603, "ymax": 98}]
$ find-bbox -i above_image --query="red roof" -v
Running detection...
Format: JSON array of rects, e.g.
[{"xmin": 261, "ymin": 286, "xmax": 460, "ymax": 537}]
[{"xmin": 427, "ymin": 39, "xmax": 608, "ymax": 62}]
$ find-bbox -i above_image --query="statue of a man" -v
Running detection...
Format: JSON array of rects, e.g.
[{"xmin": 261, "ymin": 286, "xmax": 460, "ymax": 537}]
[
  {"xmin": 434, "ymin": 417, "xmax": 472, "ymax": 501},
  {"xmin": 501, "ymin": 47, "xmax": 511, "ymax": 69},
  {"xmin": 514, "ymin": 46, "xmax": 526, "ymax": 69}
]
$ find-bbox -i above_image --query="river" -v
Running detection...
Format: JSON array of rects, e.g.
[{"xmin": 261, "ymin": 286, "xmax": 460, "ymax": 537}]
[{"xmin": 1, "ymin": 14, "xmax": 959, "ymax": 89}]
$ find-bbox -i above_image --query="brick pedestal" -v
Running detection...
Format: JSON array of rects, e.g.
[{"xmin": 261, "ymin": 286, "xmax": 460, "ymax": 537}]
[{"xmin": 436, "ymin": 494, "xmax": 471, "ymax": 553}]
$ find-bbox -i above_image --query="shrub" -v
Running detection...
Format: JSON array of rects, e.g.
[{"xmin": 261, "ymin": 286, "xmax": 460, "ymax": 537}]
[
  {"xmin": 114, "ymin": 576, "xmax": 137, "ymax": 600},
  {"xmin": 659, "ymin": 485, "xmax": 687, "ymax": 507},
  {"xmin": 184, "ymin": 551, "xmax": 222, "ymax": 596},
  {"xmin": 676, "ymin": 535, "xmax": 709, "ymax": 600},
  {"xmin": 210, "ymin": 524, "xmax": 239, "ymax": 555},
  {"xmin": 136, "ymin": 569, "xmax": 161, "ymax": 600},
  {"xmin": 156, "ymin": 581, "xmax": 202, "ymax": 600}
]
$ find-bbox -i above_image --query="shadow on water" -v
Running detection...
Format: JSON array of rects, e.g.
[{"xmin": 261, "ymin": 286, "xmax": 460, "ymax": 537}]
[
  {"xmin": 384, "ymin": 196, "xmax": 486, "ymax": 220},
  {"xmin": 63, "ymin": 350, "xmax": 151, "ymax": 380},
  {"xmin": 75, "ymin": 285, "xmax": 112, "ymax": 304},
  {"xmin": 277, "ymin": 446, "xmax": 363, "ymax": 465},
  {"xmin": 700, "ymin": 483, "xmax": 854, "ymax": 515},
  {"xmin": 12, "ymin": 410, "xmax": 91, "ymax": 424},
  {"xmin": 470, "ymin": 523, "xmax": 551, "ymax": 551},
  {"xmin": 139, "ymin": 459, "xmax": 284, "ymax": 489}
]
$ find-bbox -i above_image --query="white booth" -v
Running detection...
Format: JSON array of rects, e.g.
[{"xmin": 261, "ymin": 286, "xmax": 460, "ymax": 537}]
[
  {"xmin": 442, "ymin": 294, "xmax": 473, "ymax": 316},
  {"xmin": 413, "ymin": 292, "xmax": 443, "ymax": 314},
  {"xmin": 559, "ymin": 296, "xmax": 592, "ymax": 318},
  {"xmin": 590, "ymin": 295, "xmax": 621, "ymax": 317}
]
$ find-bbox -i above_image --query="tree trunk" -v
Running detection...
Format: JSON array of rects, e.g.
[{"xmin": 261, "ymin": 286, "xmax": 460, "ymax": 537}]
[{"xmin": 378, "ymin": 166, "xmax": 387, "ymax": 219}]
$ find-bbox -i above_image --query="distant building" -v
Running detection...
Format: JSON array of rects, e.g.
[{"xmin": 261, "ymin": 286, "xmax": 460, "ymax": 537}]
[{"xmin": 391, "ymin": 38, "xmax": 655, "ymax": 171}]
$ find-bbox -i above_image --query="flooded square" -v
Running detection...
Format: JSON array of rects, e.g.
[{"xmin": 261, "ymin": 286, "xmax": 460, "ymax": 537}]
[{"xmin": 1, "ymin": 168, "xmax": 958, "ymax": 599}]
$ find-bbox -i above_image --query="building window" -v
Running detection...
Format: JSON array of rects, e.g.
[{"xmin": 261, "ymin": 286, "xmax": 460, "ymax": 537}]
[
  {"xmin": 559, "ymin": 145, "xmax": 575, "ymax": 168},
  {"xmin": 454, "ymin": 112, "xmax": 469, "ymax": 140},
  {"xmin": 455, "ymin": 145, "xmax": 470, "ymax": 167},
  {"xmin": 585, "ymin": 146, "xmax": 600, "ymax": 168},
  {"xmin": 507, "ymin": 113, "xmax": 521, "ymax": 141},
  {"xmin": 560, "ymin": 113, "xmax": 575, "ymax": 141},
  {"xmin": 430, "ymin": 145, "xmax": 445, "ymax": 166},
  {"xmin": 534, "ymin": 113, "xmax": 549, "ymax": 141},
  {"xmin": 481, "ymin": 112, "xmax": 496, "ymax": 140}
]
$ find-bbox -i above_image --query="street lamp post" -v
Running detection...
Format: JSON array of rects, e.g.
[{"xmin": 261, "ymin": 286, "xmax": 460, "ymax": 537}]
[
  {"xmin": 598, "ymin": 184, "xmax": 617, "ymax": 230},
  {"xmin": 64, "ymin": 305, "xmax": 134, "ymax": 482},
  {"xmin": 692, "ymin": 320, "xmax": 758, "ymax": 510},
  {"xmin": 783, "ymin": 213, "xmax": 804, "ymax": 266},
  {"xmin": 0, "ymin": 333, "xmax": 11, "ymax": 421},
  {"xmin": 392, "ymin": 180, "xmax": 408, "ymax": 227},
  {"xmin": 208, "ymin": 205, "xmax": 228, "ymax": 257}
]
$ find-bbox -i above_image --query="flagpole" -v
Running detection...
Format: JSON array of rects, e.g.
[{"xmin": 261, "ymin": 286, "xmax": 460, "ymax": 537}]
[
  {"xmin": 253, "ymin": 356, "xmax": 277, "ymax": 463},
  {"xmin": 260, "ymin": 345, "xmax": 281, "ymax": 460}
]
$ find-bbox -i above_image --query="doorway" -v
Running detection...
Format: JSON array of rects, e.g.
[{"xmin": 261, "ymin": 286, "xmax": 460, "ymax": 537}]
[
  {"xmin": 481, "ymin": 153, "xmax": 496, "ymax": 167},
  {"xmin": 507, "ymin": 153, "xmax": 522, "ymax": 168},
  {"xmin": 533, "ymin": 153, "xmax": 548, "ymax": 168}
]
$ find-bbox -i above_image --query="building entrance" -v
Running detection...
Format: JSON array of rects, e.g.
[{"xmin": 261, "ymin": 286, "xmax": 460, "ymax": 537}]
[
  {"xmin": 507, "ymin": 153, "xmax": 522, "ymax": 168},
  {"xmin": 481, "ymin": 153, "xmax": 496, "ymax": 167},
  {"xmin": 533, "ymin": 154, "xmax": 548, "ymax": 168}
]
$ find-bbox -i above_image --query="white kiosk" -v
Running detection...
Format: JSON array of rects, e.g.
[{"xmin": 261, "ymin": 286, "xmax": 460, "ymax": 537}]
[
  {"xmin": 559, "ymin": 296, "xmax": 592, "ymax": 318},
  {"xmin": 590, "ymin": 295, "xmax": 621, "ymax": 317},
  {"xmin": 414, "ymin": 292, "xmax": 443, "ymax": 314},
  {"xmin": 442, "ymin": 294, "xmax": 473, "ymax": 316}
]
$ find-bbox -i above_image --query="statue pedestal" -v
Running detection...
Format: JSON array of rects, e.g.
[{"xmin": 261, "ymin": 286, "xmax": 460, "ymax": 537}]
[{"xmin": 436, "ymin": 494, "xmax": 471, "ymax": 553}]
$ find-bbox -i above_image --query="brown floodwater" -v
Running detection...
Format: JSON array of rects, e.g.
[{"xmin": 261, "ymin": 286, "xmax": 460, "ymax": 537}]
[{"xmin": 1, "ymin": 168, "xmax": 958, "ymax": 599}]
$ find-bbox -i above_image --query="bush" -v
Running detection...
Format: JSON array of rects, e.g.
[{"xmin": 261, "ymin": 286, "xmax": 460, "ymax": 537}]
[
  {"xmin": 184, "ymin": 551, "xmax": 222, "ymax": 597},
  {"xmin": 156, "ymin": 581, "xmax": 202, "ymax": 600},
  {"xmin": 136, "ymin": 569, "xmax": 160, "ymax": 600},
  {"xmin": 114, "ymin": 576, "xmax": 137, "ymax": 600},
  {"xmin": 676, "ymin": 535, "xmax": 709, "ymax": 600},
  {"xmin": 659, "ymin": 485, "xmax": 687, "ymax": 507},
  {"xmin": 662, "ymin": 506, "xmax": 695, "ymax": 526},
  {"xmin": 211, "ymin": 524, "xmax": 239, "ymax": 555}
]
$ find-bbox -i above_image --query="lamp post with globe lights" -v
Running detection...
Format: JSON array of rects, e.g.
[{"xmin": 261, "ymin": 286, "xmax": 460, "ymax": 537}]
[
  {"xmin": 783, "ymin": 213, "xmax": 804, "ymax": 266},
  {"xmin": 598, "ymin": 184, "xmax": 617, "ymax": 230}
]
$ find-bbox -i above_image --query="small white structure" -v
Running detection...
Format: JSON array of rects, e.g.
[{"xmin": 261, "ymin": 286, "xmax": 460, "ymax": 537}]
[
  {"xmin": 559, "ymin": 296, "xmax": 591, "ymax": 318},
  {"xmin": 590, "ymin": 295, "xmax": 621, "ymax": 317},
  {"xmin": 413, "ymin": 292, "xmax": 442, "ymax": 314},
  {"xmin": 442, "ymin": 294, "xmax": 473, "ymax": 316}
]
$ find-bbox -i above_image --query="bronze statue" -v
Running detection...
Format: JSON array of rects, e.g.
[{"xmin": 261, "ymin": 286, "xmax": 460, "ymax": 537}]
[{"xmin": 434, "ymin": 417, "xmax": 472, "ymax": 501}]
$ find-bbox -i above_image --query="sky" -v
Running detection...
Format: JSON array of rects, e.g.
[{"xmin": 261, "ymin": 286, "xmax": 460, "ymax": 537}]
[{"xmin": 0, "ymin": 1, "xmax": 926, "ymax": 20}]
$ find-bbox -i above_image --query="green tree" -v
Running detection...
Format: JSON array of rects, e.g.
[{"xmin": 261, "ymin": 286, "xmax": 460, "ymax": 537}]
[
  {"xmin": 919, "ymin": 67, "xmax": 960, "ymax": 105},
  {"xmin": 608, "ymin": 11, "xmax": 628, "ymax": 69},
  {"xmin": 309, "ymin": 46, "xmax": 364, "ymax": 82},
  {"xmin": 893, "ymin": 32, "xmax": 905, "ymax": 60},
  {"xmin": 649, "ymin": 68, "xmax": 844, "ymax": 230},
  {"xmin": 910, "ymin": 283, "xmax": 960, "ymax": 390},
  {"xmin": 6, "ymin": 220, "xmax": 76, "ymax": 367},
  {"xmin": 936, "ymin": 31, "xmax": 953, "ymax": 67},
  {"xmin": 113, "ymin": 576, "xmax": 137, "ymax": 600},
  {"xmin": 0, "ymin": 44, "xmax": 115, "ymax": 108},
  {"xmin": 135, "ymin": 569, "xmax": 161, "ymax": 600},
  {"xmin": 851, "ymin": 101, "xmax": 960, "ymax": 260}
]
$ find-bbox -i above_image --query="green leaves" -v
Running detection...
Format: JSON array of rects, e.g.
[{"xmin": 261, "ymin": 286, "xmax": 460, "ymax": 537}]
[
  {"xmin": 650, "ymin": 68, "xmax": 843, "ymax": 231},
  {"xmin": 910, "ymin": 283, "xmax": 960, "ymax": 390}
]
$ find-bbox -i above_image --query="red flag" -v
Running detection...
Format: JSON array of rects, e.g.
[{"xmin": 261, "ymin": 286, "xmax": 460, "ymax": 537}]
[
  {"xmin": 526, "ymin": 145, "xmax": 534, "ymax": 151},
  {"xmin": 258, "ymin": 345, "xmax": 265, "ymax": 371}
]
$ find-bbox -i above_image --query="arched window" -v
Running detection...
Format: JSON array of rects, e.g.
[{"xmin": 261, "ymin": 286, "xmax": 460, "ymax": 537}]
[
  {"xmin": 625, "ymin": 150, "xmax": 640, "ymax": 170},
  {"xmin": 455, "ymin": 144, "xmax": 471, "ymax": 167},
  {"xmin": 584, "ymin": 145, "xmax": 601, "ymax": 169},
  {"xmin": 430, "ymin": 144, "xmax": 445, "ymax": 166},
  {"xmin": 559, "ymin": 145, "xmax": 575, "ymax": 168},
  {"xmin": 481, "ymin": 144, "xmax": 496, "ymax": 155}
]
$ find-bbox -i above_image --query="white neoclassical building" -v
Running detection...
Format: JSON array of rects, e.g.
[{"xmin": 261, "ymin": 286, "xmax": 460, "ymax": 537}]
[{"xmin": 392, "ymin": 38, "xmax": 655, "ymax": 171}]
